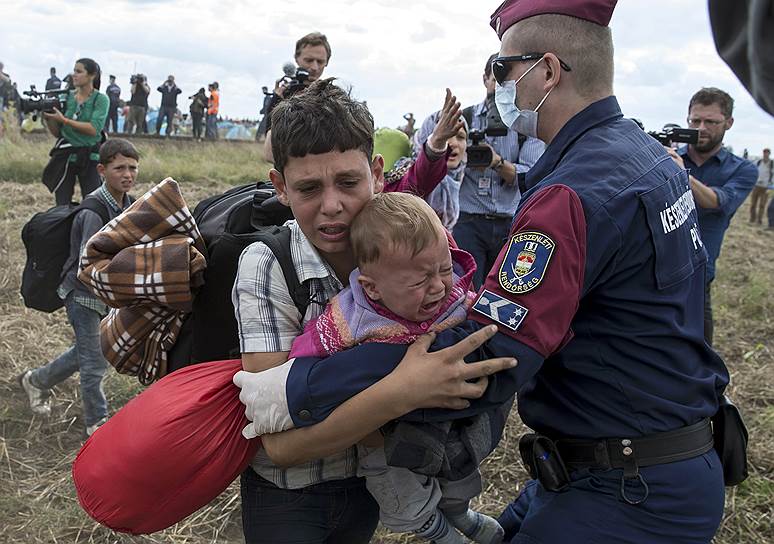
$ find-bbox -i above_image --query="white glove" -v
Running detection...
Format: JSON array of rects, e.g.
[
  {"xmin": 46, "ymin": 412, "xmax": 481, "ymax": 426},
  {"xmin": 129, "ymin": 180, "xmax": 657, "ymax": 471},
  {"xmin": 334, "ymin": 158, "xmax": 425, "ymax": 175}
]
[{"xmin": 233, "ymin": 359, "xmax": 296, "ymax": 439}]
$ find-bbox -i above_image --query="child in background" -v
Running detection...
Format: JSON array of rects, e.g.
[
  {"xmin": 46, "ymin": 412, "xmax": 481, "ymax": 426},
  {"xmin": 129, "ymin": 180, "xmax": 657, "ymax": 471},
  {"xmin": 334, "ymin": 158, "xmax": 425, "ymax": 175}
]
[
  {"xmin": 20, "ymin": 139, "xmax": 138, "ymax": 436},
  {"xmin": 288, "ymin": 192, "xmax": 503, "ymax": 544}
]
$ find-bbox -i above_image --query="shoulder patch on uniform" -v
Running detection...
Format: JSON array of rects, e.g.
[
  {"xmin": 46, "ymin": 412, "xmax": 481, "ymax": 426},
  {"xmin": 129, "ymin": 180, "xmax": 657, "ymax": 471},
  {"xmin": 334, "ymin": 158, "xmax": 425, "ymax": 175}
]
[
  {"xmin": 472, "ymin": 289, "xmax": 528, "ymax": 331},
  {"xmin": 498, "ymin": 231, "xmax": 555, "ymax": 294}
]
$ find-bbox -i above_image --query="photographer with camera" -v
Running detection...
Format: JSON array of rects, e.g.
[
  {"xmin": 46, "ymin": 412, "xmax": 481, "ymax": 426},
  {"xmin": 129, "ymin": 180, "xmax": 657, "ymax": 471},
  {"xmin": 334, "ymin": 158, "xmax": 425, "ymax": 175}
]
[
  {"xmin": 0, "ymin": 62, "xmax": 12, "ymax": 111},
  {"xmin": 125, "ymin": 73, "xmax": 150, "ymax": 134},
  {"xmin": 454, "ymin": 53, "xmax": 545, "ymax": 289},
  {"xmin": 189, "ymin": 87, "xmax": 208, "ymax": 141},
  {"xmin": 263, "ymin": 32, "xmax": 331, "ymax": 163},
  {"xmin": 42, "ymin": 58, "xmax": 109, "ymax": 205},
  {"xmin": 156, "ymin": 74, "xmax": 182, "ymax": 136},
  {"xmin": 664, "ymin": 87, "xmax": 757, "ymax": 344}
]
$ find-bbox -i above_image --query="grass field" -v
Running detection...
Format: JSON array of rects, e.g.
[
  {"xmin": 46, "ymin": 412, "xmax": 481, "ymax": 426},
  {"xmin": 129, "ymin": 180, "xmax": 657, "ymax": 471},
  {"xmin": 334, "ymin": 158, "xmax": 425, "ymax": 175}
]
[
  {"xmin": 0, "ymin": 129, "xmax": 272, "ymax": 187},
  {"xmin": 0, "ymin": 135, "xmax": 772, "ymax": 543}
]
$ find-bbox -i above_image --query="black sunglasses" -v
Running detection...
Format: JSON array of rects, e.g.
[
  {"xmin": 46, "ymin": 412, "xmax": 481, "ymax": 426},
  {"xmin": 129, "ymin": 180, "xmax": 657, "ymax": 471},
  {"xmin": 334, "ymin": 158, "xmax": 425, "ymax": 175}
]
[{"xmin": 491, "ymin": 53, "xmax": 572, "ymax": 85}]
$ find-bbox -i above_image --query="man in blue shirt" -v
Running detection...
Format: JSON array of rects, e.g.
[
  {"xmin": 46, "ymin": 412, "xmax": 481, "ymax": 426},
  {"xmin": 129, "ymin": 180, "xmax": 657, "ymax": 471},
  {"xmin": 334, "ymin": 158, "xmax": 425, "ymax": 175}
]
[
  {"xmin": 454, "ymin": 54, "xmax": 544, "ymax": 288},
  {"xmin": 45, "ymin": 67, "xmax": 62, "ymax": 91},
  {"xmin": 665, "ymin": 87, "xmax": 757, "ymax": 344},
  {"xmin": 105, "ymin": 75, "xmax": 122, "ymax": 133}
]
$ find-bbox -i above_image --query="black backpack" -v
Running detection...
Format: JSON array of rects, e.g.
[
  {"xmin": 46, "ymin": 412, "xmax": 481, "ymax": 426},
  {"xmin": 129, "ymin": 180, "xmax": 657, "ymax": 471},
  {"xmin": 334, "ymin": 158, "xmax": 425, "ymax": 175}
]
[
  {"xmin": 20, "ymin": 197, "xmax": 109, "ymax": 313},
  {"xmin": 167, "ymin": 181, "xmax": 310, "ymax": 371}
]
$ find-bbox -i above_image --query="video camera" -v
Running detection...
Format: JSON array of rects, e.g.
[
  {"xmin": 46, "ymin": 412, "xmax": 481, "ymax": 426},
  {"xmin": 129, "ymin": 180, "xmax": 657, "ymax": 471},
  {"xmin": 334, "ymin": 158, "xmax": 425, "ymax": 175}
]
[
  {"xmin": 648, "ymin": 126, "xmax": 699, "ymax": 147},
  {"xmin": 467, "ymin": 104, "xmax": 509, "ymax": 167},
  {"xmin": 130, "ymin": 74, "xmax": 146, "ymax": 85},
  {"xmin": 281, "ymin": 67, "xmax": 310, "ymax": 98},
  {"xmin": 19, "ymin": 85, "xmax": 67, "ymax": 121}
]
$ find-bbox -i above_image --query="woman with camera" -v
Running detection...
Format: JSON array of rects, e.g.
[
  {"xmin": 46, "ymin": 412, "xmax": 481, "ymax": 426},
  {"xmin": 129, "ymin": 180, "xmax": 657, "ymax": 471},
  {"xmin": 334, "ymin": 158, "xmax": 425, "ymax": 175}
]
[{"xmin": 43, "ymin": 58, "xmax": 109, "ymax": 205}]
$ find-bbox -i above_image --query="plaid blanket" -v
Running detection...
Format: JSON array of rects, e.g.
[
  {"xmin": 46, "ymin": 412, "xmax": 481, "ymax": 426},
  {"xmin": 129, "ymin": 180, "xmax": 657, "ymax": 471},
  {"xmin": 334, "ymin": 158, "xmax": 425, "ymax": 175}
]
[{"xmin": 78, "ymin": 178, "xmax": 206, "ymax": 384}]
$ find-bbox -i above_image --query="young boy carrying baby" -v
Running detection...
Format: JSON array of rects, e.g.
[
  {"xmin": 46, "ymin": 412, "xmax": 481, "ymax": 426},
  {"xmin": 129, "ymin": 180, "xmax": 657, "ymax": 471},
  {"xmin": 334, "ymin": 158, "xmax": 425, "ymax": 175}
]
[
  {"xmin": 286, "ymin": 192, "xmax": 503, "ymax": 544},
  {"xmin": 234, "ymin": 78, "xmax": 505, "ymax": 543}
]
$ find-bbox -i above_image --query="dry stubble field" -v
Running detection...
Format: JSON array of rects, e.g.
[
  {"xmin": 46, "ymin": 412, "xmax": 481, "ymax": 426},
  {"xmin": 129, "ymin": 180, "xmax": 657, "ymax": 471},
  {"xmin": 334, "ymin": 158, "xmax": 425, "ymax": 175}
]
[{"xmin": 0, "ymin": 171, "xmax": 772, "ymax": 543}]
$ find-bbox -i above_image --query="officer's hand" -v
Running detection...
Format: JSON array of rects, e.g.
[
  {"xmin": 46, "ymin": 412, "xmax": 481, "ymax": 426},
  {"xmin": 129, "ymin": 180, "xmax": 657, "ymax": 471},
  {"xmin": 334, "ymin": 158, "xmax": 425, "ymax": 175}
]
[
  {"xmin": 386, "ymin": 325, "xmax": 517, "ymax": 412},
  {"xmin": 233, "ymin": 362, "xmax": 295, "ymax": 438},
  {"xmin": 665, "ymin": 146, "xmax": 685, "ymax": 170},
  {"xmin": 427, "ymin": 88, "xmax": 463, "ymax": 151}
]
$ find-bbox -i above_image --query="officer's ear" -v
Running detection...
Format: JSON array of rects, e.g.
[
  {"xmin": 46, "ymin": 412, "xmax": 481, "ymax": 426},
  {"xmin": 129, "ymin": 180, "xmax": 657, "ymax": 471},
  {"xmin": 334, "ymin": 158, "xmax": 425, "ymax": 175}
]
[
  {"xmin": 541, "ymin": 53, "xmax": 563, "ymax": 92},
  {"xmin": 357, "ymin": 273, "xmax": 381, "ymax": 301},
  {"xmin": 269, "ymin": 168, "xmax": 290, "ymax": 206}
]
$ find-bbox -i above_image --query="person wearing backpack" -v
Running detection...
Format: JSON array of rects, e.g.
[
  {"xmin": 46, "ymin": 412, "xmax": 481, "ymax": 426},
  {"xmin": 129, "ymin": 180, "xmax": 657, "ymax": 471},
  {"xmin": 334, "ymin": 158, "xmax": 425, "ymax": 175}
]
[
  {"xmin": 229, "ymin": 79, "xmax": 508, "ymax": 544},
  {"xmin": 19, "ymin": 139, "xmax": 138, "ymax": 437},
  {"xmin": 42, "ymin": 58, "xmax": 110, "ymax": 205}
]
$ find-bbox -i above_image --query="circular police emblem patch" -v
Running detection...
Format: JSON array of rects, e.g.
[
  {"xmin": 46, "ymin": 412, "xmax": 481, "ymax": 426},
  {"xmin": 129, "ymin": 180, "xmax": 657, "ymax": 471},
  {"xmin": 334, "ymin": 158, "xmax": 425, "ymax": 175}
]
[{"xmin": 498, "ymin": 231, "xmax": 555, "ymax": 294}]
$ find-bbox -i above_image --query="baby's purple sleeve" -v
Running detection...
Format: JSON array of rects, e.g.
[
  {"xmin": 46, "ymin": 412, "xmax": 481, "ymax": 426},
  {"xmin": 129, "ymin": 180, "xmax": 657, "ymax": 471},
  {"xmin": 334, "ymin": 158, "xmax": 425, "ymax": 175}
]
[{"xmin": 289, "ymin": 328, "xmax": 323, "ymax": 358}]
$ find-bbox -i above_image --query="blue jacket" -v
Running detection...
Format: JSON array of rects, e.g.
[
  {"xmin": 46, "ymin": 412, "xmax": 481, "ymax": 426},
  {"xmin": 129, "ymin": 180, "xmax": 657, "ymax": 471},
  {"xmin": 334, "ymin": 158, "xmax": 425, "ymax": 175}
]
[{"xmin": 286, "ymin": 97, "xmax": 729, "ymax": 441}]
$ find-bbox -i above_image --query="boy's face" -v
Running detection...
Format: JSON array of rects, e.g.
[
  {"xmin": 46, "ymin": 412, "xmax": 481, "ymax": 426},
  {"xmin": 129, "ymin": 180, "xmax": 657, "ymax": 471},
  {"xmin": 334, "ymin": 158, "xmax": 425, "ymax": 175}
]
[
  {"xmin": 97, "ymin": 154, "xmax": 138, "ymax": 196},
  {"xmin": 359, "ymin": 232, "xmax": 453, "ymax": 323},
  {"xmin": 271, "ymin": 149, "xmax": 384, "ymax": 261}
]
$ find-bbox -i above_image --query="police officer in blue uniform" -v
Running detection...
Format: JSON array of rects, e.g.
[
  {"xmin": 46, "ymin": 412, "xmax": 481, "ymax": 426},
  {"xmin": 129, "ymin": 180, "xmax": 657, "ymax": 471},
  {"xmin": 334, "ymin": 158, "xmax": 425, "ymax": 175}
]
[{"xmin": 234, "ymin": 1, "xmax": 741, "ymax": 542}]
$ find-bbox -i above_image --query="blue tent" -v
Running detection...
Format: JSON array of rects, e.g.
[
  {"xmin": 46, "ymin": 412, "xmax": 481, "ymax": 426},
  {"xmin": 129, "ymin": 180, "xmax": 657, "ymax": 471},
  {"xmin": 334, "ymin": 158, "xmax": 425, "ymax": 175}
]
[{"xmin": 225, "ymin": 124, "xmax": 252, "ymax": 140}]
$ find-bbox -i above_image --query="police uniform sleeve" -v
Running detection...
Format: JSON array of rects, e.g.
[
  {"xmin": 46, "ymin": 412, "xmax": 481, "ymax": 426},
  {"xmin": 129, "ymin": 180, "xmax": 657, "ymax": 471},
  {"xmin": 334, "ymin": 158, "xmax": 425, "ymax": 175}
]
[{"xmin": 469, "ymin": 184, "xmax": 587, "ymax": 372}]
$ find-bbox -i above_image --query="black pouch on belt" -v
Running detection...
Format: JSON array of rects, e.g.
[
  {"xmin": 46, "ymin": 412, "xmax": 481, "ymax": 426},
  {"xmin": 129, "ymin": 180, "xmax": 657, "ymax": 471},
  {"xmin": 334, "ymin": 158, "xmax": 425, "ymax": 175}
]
[
  {"xmin": 519, "ymin": 434, "xmax": 571, "ymax": 492},
  {"xmin": 712, "ymin": 396, "xmax": 749, "ymax": 486}
]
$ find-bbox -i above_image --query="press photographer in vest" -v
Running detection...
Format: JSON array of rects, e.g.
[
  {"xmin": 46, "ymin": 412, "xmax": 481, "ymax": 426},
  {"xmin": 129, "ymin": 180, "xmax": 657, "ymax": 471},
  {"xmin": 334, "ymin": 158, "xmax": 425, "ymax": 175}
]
[
  {"xmin": 263, "ymin": 32, "xmax": 331, "ymax": 163},
  {"xmin": 42, "ymin": 58, "xmax": 109, "ymax": 205}
]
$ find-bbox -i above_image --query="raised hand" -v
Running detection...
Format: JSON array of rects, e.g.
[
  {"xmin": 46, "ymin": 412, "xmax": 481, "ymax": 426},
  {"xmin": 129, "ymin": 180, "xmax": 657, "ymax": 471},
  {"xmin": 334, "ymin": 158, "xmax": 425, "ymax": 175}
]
[{"xmin": 427, "ymin": 88, "xmax": 464, "ymax": 152}]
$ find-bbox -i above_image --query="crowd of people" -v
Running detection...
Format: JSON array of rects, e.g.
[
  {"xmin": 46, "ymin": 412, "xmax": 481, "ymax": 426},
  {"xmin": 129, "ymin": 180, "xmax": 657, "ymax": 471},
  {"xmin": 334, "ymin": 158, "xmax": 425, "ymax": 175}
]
[
  {"xmin": 6, "ymin": 0, "xmax": 774, "ymax": 543},
  {"xmin": 0, "ymin": 62, "xmax": 223, "ymax": 140}
]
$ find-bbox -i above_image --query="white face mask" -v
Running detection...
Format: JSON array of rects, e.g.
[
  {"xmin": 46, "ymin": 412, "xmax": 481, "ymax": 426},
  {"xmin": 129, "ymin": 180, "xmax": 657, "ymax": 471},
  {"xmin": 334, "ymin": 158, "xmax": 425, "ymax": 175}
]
[{"xmin": 494, "ymin": 57, "xmax": 554, "ymax": 139}]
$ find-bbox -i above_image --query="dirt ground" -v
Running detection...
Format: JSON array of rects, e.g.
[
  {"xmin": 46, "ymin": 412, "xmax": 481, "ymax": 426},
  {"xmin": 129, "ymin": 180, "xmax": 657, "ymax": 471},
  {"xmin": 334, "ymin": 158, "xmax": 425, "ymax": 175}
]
[{"xmin": 0, "ymin": 180, "xmax": 771, "ymax": 543}]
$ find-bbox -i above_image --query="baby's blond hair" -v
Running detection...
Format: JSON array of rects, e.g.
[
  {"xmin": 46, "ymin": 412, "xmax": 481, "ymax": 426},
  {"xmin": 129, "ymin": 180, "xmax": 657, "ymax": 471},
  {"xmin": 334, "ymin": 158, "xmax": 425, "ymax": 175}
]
[{"xmin": 351, "ymin": 192, "xmax": 446, "ymax": 267}]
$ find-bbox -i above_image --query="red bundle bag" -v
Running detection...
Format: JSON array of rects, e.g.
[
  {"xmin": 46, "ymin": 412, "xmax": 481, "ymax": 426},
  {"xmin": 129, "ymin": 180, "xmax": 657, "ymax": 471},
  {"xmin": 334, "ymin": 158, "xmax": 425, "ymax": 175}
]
[{"xmin": 72, "ymin": 359, "xmax": 260, "ymax": 534}]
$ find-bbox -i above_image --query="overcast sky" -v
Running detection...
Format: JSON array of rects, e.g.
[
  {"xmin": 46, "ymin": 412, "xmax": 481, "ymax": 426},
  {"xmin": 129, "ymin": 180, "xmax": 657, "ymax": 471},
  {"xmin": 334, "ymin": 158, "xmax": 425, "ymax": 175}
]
[{"xmin": 2, "ymin": 0, "xmax": 772, "ymax": 154}]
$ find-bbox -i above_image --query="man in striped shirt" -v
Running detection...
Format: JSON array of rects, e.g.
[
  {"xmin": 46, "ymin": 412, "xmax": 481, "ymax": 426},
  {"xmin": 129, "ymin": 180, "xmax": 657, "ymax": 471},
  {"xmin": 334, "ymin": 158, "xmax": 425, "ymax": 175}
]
[{"xmin": 455, "ymin": 53, "xmax": 545, "ymax": 288}]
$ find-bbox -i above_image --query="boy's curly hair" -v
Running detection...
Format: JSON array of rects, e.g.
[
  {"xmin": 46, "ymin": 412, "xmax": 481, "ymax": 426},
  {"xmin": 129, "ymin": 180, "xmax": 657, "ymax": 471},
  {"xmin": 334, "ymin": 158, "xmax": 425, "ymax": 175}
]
[{"xmin": 270, "ymin": 78, "xmax": 374, "ymax": 173}]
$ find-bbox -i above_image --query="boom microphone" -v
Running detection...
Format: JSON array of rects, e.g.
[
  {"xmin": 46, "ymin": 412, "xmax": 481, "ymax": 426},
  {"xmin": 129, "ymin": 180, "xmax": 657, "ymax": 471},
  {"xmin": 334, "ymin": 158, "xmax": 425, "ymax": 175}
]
[{"xmin": 282, "ymin": 62, "xmax": 296, "ymax": 77}]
